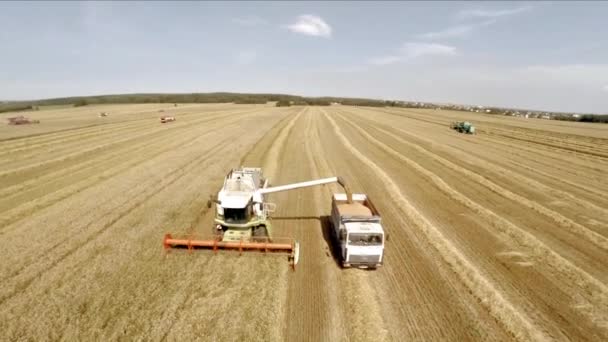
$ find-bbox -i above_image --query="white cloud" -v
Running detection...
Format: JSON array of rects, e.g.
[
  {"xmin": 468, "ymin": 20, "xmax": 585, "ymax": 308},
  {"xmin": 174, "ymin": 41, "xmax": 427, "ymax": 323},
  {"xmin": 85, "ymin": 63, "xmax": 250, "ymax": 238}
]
[
  {"xmin": 603, "ymin": 85, "xmax": 608, "ymax": 92},
  {"xmin": 234, "ymin": 50, "xmax": 257, "ymax": 65},
  {"xmin": 401, "ymin": 42, "xmax": 457, "ymax": 58},
  {"xmin": 417, "ymin": 25, "xmax": 474, "ymax": 40},
  {"xmin": 231, "ymin": 16, "xmax": 267, "ymax": 27},
  {"xmin": 287, "ymin": 15, "xmax": 332, "ymax": 38},
  {"xmin": 457, "ymin": 5, "xmax": 533, "ymax": 20},
  {"xmin": 416, "ymin": 20, "xmax": 496, "ymax": 40},
  {"xmin": 369, "ymin": 43, "xmax": 457, "ymax": 66},
  {"xmin": 369, "ymin": 56, "xmax": 402, "ymax": 66}
]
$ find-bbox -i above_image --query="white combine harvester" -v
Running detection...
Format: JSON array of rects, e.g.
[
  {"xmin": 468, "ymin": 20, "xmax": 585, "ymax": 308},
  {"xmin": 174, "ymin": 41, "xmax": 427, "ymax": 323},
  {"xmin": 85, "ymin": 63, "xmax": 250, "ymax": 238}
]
[{"xmin": 163, "ymin": 167, "xmax": 386, "ymax": 270}]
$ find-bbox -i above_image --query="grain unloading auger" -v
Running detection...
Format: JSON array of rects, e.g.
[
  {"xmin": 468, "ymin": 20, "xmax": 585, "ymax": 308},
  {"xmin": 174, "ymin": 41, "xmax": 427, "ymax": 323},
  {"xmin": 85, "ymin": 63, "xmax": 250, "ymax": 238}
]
[{"xmin": 163, "ymin": 167, "xmax": 352, "ymax": 270}]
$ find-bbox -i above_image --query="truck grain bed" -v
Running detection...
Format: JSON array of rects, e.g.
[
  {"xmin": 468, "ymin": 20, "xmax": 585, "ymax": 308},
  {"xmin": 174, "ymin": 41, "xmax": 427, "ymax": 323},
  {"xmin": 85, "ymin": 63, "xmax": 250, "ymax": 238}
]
[{"xmin": 337, "ymin": 203, "xmax": 373, "ymax": 217}]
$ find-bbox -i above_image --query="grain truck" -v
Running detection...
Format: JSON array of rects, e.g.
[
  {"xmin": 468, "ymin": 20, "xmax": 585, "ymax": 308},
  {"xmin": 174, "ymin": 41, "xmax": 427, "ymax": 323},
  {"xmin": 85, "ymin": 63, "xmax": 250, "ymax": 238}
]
[{"xmin": 331, "ymin": 193, "xmax": 385, "ymax": 269}]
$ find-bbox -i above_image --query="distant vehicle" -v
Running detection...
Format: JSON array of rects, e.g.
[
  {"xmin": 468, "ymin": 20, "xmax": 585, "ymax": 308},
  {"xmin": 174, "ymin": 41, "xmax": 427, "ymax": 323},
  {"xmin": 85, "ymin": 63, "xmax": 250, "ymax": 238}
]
[
  {"xmin": 451, "ymin": 121, "xmax": 476, "ymax": 134},
  {"xmin": 160, "ymin": 116, "xmax": 176, "ymax": 123},
  {"xmin": 6, "ymin": 116, "xmax": 40, "ymax": 125}
]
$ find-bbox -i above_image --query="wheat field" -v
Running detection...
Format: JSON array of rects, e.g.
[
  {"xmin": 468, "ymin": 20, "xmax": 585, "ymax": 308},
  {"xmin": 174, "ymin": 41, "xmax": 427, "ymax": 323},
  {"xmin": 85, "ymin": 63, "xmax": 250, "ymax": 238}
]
[{"xmin": 1, "ymin": 103, "xmax": 607, "ymax": 341}]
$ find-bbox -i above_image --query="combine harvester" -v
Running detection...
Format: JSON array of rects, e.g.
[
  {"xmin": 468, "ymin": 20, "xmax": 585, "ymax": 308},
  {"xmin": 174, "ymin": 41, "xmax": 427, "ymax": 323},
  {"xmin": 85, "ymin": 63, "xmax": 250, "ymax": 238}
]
[
  {"xmin": 451, "ymin": 121, "xmax": 476, "ymax": 134},
  {"xmin": 6, "ymin": 116, "xmax": 40, "ymax": 125},
  {"xmin": 160, "ymin": 116, "xmax": 176, "ymax": 123},
  {"xmin": 164, "ymin": 167, "xmax": 384, "ymax": 270}
]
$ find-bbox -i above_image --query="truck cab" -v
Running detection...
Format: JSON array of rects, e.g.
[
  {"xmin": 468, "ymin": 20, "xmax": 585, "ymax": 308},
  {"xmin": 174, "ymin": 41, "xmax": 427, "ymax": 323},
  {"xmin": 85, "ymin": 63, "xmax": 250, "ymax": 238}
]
[{"xmin": 331, "ymin": 194, "xmax": 385, "ymax": 269}]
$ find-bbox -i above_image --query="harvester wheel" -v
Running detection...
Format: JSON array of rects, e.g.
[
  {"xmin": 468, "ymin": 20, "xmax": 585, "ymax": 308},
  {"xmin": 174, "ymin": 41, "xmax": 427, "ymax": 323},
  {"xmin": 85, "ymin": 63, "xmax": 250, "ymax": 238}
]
[
  {"xmin": 253, "ymin": 226, "xmax": 268, "ymax": 237},
  {"xmin": 212, "ymin": 224, "xmax": 224, "ymax": 236},
  {"xmin": 253, "ymin": 225, "xmax": 268, "ymax": 238}
]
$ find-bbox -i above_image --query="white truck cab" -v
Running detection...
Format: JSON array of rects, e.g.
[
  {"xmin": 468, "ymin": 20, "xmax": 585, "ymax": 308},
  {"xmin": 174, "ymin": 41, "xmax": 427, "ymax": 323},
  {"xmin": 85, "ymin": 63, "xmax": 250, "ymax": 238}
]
[{"xmin": 331, "ymin": 193, "xmax": 385, "ymax": 269}]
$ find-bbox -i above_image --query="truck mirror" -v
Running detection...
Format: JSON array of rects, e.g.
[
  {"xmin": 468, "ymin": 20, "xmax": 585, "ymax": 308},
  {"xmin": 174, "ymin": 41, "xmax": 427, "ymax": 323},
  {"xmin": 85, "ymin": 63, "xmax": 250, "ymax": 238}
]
[{"xmin": 385, "ymin": 233, "xmax": 390, "ymax": 242}]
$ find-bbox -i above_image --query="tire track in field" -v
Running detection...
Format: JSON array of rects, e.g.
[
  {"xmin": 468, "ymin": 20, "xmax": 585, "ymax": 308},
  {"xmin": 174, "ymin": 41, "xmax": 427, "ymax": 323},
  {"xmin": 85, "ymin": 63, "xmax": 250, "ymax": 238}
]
[
  {"xmin": 506, "ymin": 160, "xmax": 608, "ymax": 202},
  {"xmin": 238, "ymin": 108, "xmax": 301, "ymax": 167},
  {"xmin": 484, "ymin": 125, "xmax": 608, "ymax": 152},
  {"xmin": 473, "ymin": 135, "xmax": 608, "ymax": 189},
  {"xmin": 0, "ymin": 133, "xmax": 238, "ymax": 305},
  {"xmin": 473, "ymin": 126, "xmax": 608, "ymax": 168},
  {"xmin": 343, "ymin": 110, "xmax": 608, "ymax": 246},
  {"xmin": 295, "ymin": 111, "xmax": 344, "ymax": 341},
  {"xmin": 262, "ymin": 107, "xmax": 307, "ymax": 177},
  {"xmin": 303, "ymin": 109, "xmax": 386, "ymax": 341},
  {"xmin": 334, "ymin": 111, "xmax": 608, "ymax": 334},
  {"xmin": 485, "ymin": 130, "xmax": 608, "ymax": 159},
  {"xmin": 320, "ymin": 108, "xmax": 547, "ymax": 341},
  {"xmin": 473, "ymin": 133, "xmax": 608, "ymax": 176},
  {"xmin": 238, "ymin": 106, "xmax": 310, "ymax": 339},
  {"xmin": 267, "ymin": 109, "xmax": 336, "ymax": 341}
]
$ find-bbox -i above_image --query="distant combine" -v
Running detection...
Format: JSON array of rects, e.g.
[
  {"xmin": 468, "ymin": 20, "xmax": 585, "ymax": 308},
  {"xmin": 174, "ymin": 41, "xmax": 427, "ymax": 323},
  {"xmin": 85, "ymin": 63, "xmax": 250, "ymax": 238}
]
[
  {"xmin": 6, "ymin": 116, "xmax": 40, "ymax": 125},
  {"xmin": 160, "ymin": 116, "xmax": 176, "ymax": 123},
  {"xmin": 451, "ymin": 121, "xmax": 476, "ymax": 134}
]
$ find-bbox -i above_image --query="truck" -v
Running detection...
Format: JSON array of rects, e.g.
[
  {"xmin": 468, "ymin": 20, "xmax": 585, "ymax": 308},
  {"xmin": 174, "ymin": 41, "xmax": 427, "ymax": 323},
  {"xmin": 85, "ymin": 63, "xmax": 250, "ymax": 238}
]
[{"xmin": 330, "ymin": 193, "xmax": 385, "ymax": 269}]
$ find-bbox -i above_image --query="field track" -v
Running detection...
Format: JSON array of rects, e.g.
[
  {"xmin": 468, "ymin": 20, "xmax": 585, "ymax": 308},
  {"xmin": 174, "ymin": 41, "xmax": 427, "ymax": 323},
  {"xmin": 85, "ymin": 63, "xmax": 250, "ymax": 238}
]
[{"xmin": 1, "ymin": 103, "xmax": 607, "ymax": 341}]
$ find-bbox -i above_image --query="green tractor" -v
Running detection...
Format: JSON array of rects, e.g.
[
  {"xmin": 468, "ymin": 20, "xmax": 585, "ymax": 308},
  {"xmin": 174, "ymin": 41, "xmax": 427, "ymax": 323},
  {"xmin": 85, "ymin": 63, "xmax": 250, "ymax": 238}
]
[{"xmin": 451, "ymin": 121, "xmax": 476, "ymax": 134}]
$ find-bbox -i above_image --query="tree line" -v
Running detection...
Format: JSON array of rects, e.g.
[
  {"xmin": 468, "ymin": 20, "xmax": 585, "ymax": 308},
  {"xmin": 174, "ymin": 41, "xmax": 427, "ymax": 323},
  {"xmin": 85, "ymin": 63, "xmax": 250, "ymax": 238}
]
[
  {"xmin": 554, "ymin": 114, "xmax": 608, "ymax": 123},
  {"xmin": 1, "ymin": 93, "xmax": 606, "ymax": 123}
]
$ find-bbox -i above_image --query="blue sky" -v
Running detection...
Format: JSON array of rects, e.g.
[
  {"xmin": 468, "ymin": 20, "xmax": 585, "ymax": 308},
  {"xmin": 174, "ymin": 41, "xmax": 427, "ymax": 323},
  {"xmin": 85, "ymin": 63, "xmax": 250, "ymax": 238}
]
[{"xmin": 1, "ymin": 1, "xmax": 607, "ymax": 113}]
